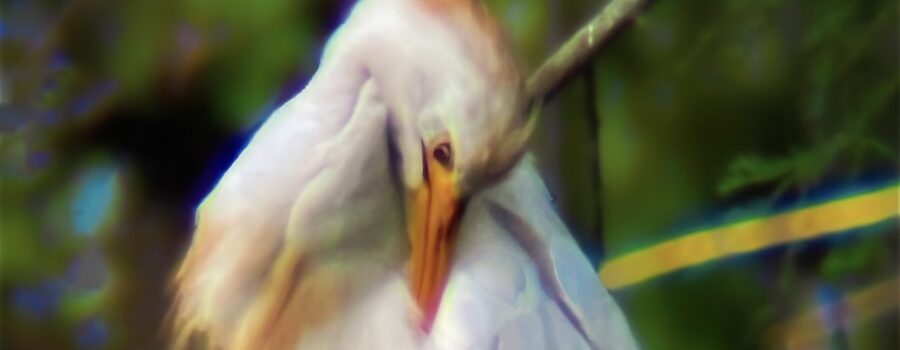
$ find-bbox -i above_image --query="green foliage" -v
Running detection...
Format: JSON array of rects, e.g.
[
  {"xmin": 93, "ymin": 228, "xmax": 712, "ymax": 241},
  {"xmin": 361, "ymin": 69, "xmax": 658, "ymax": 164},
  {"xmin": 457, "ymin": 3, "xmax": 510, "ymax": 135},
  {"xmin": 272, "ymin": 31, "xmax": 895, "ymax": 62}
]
[
  {"xmin": 820, "ymin": 232, "xmax": 892, "ymax": 283},
  {"xmin": 565, "ymin": 0, "xmax": 898, "ymax": 348},
  {"xmin": 718, "ymin": 1, "xmax": 899, "ymax": 197}
]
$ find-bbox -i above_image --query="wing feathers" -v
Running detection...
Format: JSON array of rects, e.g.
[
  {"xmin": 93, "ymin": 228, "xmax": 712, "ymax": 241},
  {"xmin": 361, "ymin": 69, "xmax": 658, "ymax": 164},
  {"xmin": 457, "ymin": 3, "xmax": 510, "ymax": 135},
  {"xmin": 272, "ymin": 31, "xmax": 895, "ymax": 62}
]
[
  {"xmin": 486, "ymin": 201, "xmax": 600, "ymax": 350},
  {"xmin": 480, "ymin": 159, "xmax": 639, "ymax": 350}
]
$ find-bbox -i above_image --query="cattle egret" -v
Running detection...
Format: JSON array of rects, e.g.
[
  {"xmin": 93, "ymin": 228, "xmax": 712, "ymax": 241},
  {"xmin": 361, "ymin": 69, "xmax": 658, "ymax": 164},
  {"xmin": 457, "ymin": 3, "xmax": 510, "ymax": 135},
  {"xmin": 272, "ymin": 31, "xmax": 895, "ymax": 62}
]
[{"xmin": 170, "ymin": 0, "xmax": 638, "ymax": 349}]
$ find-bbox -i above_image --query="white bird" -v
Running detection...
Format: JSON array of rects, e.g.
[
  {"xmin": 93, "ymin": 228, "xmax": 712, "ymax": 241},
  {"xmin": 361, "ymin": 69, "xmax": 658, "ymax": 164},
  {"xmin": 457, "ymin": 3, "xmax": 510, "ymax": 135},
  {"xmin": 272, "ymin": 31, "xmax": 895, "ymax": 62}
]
[{"xmin": 169, "ymin": 0, "xmax": 638, "ymax": 349}]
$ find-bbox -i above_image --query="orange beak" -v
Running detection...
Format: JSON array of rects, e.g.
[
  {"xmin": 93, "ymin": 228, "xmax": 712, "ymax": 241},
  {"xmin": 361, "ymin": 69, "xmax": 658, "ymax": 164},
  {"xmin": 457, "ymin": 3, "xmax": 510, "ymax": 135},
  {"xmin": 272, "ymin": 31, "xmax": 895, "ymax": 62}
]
[{"xmin": 407, "ymin": 154, "xmax": 463, "ymax": 332}]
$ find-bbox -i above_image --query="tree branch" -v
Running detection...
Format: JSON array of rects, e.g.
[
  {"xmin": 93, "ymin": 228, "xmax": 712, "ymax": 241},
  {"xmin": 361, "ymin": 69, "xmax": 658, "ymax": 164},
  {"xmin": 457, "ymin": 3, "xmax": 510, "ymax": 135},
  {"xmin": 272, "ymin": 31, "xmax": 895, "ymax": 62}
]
[{"xmin": 526, "ymin": 0, "xmax": 650, "ymax": 101}]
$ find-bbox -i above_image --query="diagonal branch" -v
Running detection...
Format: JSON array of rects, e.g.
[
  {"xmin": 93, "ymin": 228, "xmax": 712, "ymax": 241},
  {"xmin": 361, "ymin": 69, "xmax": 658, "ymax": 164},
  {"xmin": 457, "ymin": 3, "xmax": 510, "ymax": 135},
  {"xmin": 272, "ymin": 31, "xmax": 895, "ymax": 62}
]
[{"xmin": 526, "ymin": 0, "xmax": 651, "ymax": 101}]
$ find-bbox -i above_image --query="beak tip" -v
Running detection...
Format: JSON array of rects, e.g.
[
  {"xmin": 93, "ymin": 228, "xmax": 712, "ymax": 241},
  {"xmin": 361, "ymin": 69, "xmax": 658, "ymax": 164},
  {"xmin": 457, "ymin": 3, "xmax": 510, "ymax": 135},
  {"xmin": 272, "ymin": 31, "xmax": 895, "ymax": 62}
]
[
  {"xmin": 409, "ymin": 298, "xmax": 436, "ymax": 334},
  {"xmin": 419, "ymin": 317, "xmax": 435, "ymax": 334}
]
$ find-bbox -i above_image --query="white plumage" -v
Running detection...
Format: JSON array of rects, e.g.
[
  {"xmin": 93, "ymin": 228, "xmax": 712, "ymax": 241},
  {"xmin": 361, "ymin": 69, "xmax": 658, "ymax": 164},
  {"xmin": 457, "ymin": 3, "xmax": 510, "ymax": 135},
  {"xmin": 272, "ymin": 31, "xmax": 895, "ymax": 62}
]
[{"xmin": 170, "ymin": 0, "xmax": 638, "ymax": 349}]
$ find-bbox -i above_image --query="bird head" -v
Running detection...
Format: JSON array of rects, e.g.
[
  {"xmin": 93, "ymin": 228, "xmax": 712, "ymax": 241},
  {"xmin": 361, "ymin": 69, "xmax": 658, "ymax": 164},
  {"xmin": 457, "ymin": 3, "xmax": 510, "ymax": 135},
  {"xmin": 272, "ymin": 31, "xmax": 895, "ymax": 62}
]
[{"xmin": 361, "ymin": 0, "xmax": 535, "ymax": 331}]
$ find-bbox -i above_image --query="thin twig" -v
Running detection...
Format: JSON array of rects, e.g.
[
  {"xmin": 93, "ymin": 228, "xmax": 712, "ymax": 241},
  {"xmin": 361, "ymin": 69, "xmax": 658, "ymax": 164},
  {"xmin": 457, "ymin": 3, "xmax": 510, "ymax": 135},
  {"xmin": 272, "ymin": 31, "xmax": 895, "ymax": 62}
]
[{"xmin": 526, "ymin": 0, "xmax": 650, "ymax": 101}]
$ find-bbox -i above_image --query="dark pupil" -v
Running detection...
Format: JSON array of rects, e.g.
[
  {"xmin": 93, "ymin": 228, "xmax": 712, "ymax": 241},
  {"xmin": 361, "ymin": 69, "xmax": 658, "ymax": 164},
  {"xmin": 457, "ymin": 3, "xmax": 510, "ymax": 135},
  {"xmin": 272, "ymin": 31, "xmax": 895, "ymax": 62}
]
[{"xmin": 433, "ymin": 143, "xmax": 452, "ymax": 167}]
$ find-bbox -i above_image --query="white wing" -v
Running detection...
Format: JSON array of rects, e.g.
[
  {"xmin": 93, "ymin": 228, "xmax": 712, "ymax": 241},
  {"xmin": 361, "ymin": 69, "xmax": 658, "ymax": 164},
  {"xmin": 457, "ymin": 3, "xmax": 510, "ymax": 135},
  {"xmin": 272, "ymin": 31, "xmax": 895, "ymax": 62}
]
[
  {"xmin": 427, "ymin": 157, "xmax": 639, "ymax": 350},
  {"xmin": 169, "ymin": 10, "xmax": 398, "ymax": 345}
]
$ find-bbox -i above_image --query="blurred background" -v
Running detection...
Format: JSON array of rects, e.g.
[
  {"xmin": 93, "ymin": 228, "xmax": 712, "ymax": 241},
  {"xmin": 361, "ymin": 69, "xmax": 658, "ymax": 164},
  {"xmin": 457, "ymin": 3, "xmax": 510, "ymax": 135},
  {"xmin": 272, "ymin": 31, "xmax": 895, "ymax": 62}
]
[{"xmin": 1, "ymin": 0, "xmax": 897, "ymax": 349}]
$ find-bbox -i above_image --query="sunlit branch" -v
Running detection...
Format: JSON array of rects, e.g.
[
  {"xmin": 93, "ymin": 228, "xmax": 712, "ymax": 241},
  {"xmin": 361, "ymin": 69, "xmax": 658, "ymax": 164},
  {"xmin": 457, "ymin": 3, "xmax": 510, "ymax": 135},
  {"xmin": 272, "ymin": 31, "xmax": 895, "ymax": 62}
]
[
  {"xmin": 599, "ymin": 184, "xmax": 900, "ymax": 289},
  {"xmin": 525, "ymin": 0, "xmax": 651, "ymax": 101}
]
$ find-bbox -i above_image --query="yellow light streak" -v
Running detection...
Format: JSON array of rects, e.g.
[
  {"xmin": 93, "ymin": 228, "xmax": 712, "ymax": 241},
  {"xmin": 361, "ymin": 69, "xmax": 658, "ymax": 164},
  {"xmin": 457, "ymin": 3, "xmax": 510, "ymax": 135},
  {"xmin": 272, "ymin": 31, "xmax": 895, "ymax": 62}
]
[{"xmin": 599, "ymin": 185, "xmax": 900, "ymax": 289}]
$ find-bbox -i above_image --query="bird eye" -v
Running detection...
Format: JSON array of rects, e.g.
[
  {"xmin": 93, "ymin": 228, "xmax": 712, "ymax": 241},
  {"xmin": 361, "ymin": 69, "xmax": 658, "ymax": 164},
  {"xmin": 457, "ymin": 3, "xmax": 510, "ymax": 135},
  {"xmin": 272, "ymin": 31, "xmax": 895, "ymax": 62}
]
[{"xmin": 432, "ymin": 143, "xmax": 453, "ymax": 168}]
